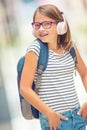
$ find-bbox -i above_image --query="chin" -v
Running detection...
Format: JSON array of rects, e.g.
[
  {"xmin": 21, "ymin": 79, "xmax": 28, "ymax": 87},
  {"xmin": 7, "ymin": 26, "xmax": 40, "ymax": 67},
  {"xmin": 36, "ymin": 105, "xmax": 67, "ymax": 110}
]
[{"xmin": 40, "ymin": 38, "xmax": 48, "ymax": 43}]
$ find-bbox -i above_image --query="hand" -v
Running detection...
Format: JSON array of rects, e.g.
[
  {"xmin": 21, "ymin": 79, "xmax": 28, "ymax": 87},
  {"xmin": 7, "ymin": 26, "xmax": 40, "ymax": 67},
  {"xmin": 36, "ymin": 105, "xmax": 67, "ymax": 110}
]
[
  {"xmin": 78, "ymin": 102, "xmax": 87, "ymax": 118},
  {"xmin": 48, "ymin": 111, "xmax": 68, "ymax": 130}
]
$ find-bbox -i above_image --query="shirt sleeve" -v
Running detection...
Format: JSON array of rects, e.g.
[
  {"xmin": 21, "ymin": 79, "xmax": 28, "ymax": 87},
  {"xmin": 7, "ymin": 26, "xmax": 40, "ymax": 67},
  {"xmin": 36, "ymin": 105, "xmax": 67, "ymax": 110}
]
[{"xmin": 26, "ymin": 40, "xmax": 40, "ymax": 59}]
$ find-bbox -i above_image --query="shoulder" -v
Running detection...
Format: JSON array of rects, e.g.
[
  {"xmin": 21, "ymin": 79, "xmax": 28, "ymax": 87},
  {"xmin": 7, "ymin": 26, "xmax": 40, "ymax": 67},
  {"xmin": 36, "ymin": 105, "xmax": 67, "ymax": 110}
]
[{"xmin": 26, "ymin": 39, "xmax": 40, "ymax": 58}]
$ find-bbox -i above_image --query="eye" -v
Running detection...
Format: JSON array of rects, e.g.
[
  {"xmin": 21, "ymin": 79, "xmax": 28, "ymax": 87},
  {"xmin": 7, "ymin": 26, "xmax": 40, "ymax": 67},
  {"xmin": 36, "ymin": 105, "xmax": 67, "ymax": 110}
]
[
  {"xmin": 43, "ymin": 21, "xmax": 51, "ymax": 26},
  {"xmin": 34, "ymin": 23, "xmax": 40, "ymax": 27}
]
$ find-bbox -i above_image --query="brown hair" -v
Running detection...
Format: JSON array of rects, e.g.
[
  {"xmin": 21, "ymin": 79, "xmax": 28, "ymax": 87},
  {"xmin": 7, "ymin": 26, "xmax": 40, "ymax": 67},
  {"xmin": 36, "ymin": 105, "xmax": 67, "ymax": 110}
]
[{"xmin": 33, "ymin": 4, "xmax": 72, "ymax": 51}]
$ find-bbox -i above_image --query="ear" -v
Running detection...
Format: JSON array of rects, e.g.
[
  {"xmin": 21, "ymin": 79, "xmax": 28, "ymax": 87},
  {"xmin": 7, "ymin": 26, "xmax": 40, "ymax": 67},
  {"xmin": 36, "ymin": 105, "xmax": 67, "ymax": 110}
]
[{"xmin": 57, "ymin": 14, "xmax": 67, "ymax": 35}]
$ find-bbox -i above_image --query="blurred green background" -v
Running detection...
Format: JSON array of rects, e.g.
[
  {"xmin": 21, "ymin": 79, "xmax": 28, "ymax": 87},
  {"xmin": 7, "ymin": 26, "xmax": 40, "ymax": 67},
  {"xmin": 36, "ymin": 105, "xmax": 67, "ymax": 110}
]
[{"xmin": 0, "ymin": 0, "xmax": 87, "ymax": 130}]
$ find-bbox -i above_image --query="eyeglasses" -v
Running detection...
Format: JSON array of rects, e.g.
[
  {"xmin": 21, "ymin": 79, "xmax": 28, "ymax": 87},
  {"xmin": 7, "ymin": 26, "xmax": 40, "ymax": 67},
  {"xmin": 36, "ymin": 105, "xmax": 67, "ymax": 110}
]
[{"xmin": 32, "ymin": 21, "xmax": 57, "ymax": 30}]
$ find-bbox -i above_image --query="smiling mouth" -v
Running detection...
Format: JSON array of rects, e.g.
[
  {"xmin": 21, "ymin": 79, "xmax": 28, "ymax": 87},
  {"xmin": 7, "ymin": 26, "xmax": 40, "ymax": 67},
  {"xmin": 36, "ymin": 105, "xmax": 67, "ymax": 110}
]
[{"xmin": 39, "ymin": 33, "xmax": 48, "ymax": 37}]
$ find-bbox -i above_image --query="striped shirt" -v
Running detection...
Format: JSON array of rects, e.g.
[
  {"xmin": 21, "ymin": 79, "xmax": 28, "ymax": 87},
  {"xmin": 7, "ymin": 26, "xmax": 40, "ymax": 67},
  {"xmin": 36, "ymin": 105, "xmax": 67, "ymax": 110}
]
[{"xmin": 27, "ymin": 41, "xmax": 79, "ymax": 113}]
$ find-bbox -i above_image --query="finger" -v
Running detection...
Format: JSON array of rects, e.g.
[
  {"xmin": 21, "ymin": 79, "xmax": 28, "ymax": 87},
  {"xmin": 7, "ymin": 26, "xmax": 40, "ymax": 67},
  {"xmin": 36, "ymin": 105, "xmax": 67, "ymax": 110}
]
[
  {"xmin": 77, "ymin": 107, "xmax": 83, "ymax": 115},
  {"xmin": 60, "ymin": 114, "xmax": 68, "ymax": 121},
  {"xmin": 50, "ymin": 126, "xmax": 52, "ymax": 130},
  {"xmin": 52, "ymin": 127, "xmax": 56, "ymax": 130},
  {"xmin": 50, "ymin": 126, "xmax": 56, "ymax": 130}
]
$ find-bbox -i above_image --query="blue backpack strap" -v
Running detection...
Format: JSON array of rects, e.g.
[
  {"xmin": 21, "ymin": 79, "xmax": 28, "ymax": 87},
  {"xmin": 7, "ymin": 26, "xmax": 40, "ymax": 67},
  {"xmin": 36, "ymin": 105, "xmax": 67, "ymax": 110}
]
[
  {"xmin": 31, "ymin": 39, "xmax": 48, "ymax": 118},
  {"xmin": 32, "ymin": 39, "xmax": 48, "ymax": 92},
  {"xmin": 37, "ymin": 39, "xmax": 48, "ymax": 74},
  {"xmin": 69, "ymin": 47, "xmax": 77, "ymax": 67}
]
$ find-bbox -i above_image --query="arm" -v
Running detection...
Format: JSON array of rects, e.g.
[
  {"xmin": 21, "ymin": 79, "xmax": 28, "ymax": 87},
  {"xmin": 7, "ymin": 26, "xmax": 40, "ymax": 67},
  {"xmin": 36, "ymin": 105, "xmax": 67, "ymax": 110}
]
[
  {"xmin": 74, "ymin": 46, "xmax": 87, "ymax": 118},
  {"xmin": 75, "ymin": 46, "xmax": 87, "ymax": 92},
  {"xmin": 20, "ymin": 51, "xmax": 52, "ymax": 117},
  {"xmin": 20, "ymin": 51, "xmax": 67, "ymax": 130}
]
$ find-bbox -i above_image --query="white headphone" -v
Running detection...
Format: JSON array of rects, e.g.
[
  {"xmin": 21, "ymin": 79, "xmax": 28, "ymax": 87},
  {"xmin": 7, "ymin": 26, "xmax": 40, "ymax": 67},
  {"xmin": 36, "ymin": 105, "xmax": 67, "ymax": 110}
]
[{"xmin": 57, "ymin": 13, "xmax": 68, "ymax": 35}]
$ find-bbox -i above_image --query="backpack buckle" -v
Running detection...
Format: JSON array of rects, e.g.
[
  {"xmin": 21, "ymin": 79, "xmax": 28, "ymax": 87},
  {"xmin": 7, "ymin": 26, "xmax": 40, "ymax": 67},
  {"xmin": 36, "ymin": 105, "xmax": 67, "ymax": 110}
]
[{"xmin": 37, "ymin": 65, "xmax": 44, "ymax": 75}]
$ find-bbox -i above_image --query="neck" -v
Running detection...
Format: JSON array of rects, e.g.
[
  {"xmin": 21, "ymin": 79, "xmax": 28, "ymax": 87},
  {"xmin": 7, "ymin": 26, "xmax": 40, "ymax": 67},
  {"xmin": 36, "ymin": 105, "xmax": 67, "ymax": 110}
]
[
  {"xmin": 48, "ymin": 41, "xmax": 59, "ymax": 50},
  {"xmin": 48, "ymin": 42, "xmax": 60, "ymax": 51},
  {"xmin": 48, "ymin": 44, "xmax": 63, "ymax": 54}
]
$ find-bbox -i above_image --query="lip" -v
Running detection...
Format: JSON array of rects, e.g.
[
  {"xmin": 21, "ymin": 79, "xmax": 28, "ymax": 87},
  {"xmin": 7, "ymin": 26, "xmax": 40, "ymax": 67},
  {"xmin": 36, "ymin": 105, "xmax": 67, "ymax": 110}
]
[{"xmin": 39, "ymin": 33, "xmax": 48, "ymax": 37}]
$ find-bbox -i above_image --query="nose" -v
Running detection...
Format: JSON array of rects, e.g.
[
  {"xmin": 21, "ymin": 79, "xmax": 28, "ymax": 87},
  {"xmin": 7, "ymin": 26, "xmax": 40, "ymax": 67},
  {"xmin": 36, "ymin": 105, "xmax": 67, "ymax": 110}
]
[{"xmin": 39, "ymin": 25, "xmax": 45, "ymax": 30}]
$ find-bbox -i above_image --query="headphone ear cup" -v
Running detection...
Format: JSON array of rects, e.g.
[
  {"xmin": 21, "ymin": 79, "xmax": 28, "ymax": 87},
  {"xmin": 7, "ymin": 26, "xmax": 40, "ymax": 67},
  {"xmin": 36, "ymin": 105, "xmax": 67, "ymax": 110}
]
[{"xmin": 57, "ymin": 15, "xmax": 67, "ymax": 35}]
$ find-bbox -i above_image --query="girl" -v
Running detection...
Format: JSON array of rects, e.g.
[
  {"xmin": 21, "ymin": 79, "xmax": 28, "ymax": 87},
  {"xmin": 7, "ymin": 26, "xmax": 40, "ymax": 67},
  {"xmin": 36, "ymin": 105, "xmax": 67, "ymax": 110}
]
[{"xmin": 20, "ymin": 4, "xmax": 87, "ymax": 130}]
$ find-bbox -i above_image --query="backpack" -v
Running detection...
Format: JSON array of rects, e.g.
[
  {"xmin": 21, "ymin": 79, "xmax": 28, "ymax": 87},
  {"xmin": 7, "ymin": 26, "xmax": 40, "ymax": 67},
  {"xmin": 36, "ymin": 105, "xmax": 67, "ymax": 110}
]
[
  {"xmin": 17, "ymin": 39, "xmax": 48, "ymax": 119},
  {"xmin": 17, "ymin": 39, "xmax": 76, "ymax": 120}
]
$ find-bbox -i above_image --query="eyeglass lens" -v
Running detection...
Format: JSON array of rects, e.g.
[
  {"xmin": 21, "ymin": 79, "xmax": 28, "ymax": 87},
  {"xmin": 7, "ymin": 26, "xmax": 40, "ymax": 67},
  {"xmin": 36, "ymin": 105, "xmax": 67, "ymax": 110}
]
[{"xmin": 32, "ymin": 21, "xmax": 56, "ymax": 30}]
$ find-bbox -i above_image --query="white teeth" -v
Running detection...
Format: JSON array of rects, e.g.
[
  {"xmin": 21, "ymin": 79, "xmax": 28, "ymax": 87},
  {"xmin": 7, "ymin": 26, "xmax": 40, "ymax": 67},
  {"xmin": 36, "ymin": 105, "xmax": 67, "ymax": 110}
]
[{"xmin": 39, "ymin": 34, "xmax": 48, "ymax": 37}]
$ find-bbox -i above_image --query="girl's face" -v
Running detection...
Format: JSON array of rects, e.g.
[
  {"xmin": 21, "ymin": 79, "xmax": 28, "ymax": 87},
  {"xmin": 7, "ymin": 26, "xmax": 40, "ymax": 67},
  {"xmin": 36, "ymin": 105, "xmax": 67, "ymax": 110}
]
[{"xmin": 33, "ymin": 12, "xmax": 58, "ymax": 44}]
